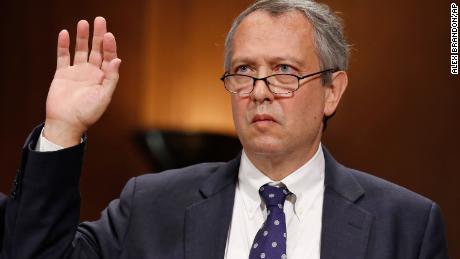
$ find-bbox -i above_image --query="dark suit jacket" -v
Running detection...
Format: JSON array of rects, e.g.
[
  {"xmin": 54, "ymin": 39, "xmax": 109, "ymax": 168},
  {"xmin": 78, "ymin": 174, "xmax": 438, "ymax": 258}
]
[
  {"xmin": 2, "ymin": 125, "xmax": 449, "ymax": 258},
  {"xmin": 0, "ymin": 192, "xmax": 7, "ymax": 255}
]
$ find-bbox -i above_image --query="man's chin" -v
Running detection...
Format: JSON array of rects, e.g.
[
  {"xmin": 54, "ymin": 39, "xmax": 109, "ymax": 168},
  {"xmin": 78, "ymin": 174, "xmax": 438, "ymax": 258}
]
[{"xmin": 243, "ymin": 138, "xmax": 285, "ymax": 156}]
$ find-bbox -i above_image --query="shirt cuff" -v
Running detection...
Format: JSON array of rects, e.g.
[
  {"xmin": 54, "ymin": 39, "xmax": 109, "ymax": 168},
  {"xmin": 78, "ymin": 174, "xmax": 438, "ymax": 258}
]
[{"xmin": 36, "ymin": 127, "xmax": 65, "ymax": 152}]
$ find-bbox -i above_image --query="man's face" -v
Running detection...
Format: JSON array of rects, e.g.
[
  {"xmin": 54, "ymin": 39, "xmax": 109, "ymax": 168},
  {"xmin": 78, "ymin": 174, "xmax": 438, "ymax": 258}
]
[{"xmin": 230, "ymin": 10, "xmax": 332, "ymax": 158}]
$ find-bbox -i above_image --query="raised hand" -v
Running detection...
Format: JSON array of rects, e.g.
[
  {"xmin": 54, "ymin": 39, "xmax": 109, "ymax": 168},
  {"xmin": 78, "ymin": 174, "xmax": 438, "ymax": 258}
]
[{"xmin": 44, "ymin": 17, "xmax": 121, "ymax": 147}]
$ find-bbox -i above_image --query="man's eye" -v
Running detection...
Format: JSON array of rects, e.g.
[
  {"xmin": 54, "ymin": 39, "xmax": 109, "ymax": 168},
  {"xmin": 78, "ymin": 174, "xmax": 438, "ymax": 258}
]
[
  {"xmin": 236, "ymin": 65, "xmax": 250, "ymax": 74},
  {"xmin": 278, "ymin": 64, "xmax": 292, "ymax": 73}
]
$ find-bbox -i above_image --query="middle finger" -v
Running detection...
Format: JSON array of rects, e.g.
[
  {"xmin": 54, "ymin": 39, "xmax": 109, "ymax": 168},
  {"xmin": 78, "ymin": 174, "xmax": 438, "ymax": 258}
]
[{"xmin": 74, "ymin": 20, "xmax": 90, "ymax": 65}]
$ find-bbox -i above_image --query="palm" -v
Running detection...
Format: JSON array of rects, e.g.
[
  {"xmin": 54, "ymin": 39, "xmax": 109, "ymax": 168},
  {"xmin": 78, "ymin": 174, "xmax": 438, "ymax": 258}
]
[
  {"xmin": 47, "ymin": 63, "xmax": 109, "ymax": 130},
  {"xmin": 44, "ymin": 17, "xmax": 121, "ymax": 146}
]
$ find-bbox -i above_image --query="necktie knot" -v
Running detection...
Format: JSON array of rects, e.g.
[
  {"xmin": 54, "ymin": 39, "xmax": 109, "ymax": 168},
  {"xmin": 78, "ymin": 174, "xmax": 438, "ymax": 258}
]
[{"xmin": 259, "ymin": 184, "xmax": 290, "ymax": 207}]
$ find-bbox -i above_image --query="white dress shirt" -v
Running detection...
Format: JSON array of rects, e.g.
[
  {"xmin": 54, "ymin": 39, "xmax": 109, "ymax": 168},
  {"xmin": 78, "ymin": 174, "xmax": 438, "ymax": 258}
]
[
  {"xmin": 36, "ymin": 128, "xmax": 65, "ymax": 151},
  {"xmin": 37, "ymin": 131, "xmax": 325, "ymax": 258},
  {"xmin": 225, "ymin": 147, "xmax": 325, "ymax": 259}
]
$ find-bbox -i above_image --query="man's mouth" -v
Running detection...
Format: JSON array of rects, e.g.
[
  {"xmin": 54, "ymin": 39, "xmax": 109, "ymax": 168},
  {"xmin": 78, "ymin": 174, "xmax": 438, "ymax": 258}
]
[{"xmin": 252, "ymin": 114, "xmax": 277, "ymax": 124}]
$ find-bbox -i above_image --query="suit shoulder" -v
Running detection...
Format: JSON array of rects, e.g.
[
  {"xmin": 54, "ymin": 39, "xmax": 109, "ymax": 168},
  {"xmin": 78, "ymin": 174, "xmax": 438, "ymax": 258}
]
[
  {"xmin": 129, "ymin": 162, "xmax": 226, "ymax": 198},
  {"xmin": 349, "ymin": 168, "xmax": 434, "ymax": 210},
  {"xmin": 343, "ymin": 167, "xmax": 448, "ymax": 254},
  {"xmin": 123, "ymin": 161, "xmax": 235, "ymax": 210},
  {"xmin": 135, "ymin": 162, "xmax": 227, "ymax": 188}
]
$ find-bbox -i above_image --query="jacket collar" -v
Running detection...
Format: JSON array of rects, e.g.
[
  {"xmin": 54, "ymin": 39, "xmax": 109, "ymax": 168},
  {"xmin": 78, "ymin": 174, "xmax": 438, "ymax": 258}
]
[
  {"xmin": 184, "ymin": 156, "xmax": 240, "ymax": 259},
  {"xmin": 321, "ymin": 146, "xmax": 373, "ymax": 259},
  {"xmin": 198, "ymin": 155, "xmax": 240, "ymax": 198},
  {"xmin": 322, "ymin": 146, "xmax": 365, "ymax": 202}
]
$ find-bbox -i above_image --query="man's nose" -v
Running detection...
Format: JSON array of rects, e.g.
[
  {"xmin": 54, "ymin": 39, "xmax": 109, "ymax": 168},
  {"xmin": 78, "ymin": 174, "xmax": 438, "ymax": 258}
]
[{"xmin": 251, "ymin": 78, "xmax": 275, "ymax": 103}]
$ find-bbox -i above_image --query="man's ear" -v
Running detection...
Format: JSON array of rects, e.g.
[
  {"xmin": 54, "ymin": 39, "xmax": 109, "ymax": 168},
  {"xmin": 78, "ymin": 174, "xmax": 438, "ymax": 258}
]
[{"xmin": 324, "ymin": 71, "xmax": 348, "ymax": 116}]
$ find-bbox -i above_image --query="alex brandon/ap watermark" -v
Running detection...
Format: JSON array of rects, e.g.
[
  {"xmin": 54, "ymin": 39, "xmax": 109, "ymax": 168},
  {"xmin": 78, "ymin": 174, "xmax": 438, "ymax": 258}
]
[{"xmin": 452, "ymin": 3, "xmax": 458, "ymax": 75}]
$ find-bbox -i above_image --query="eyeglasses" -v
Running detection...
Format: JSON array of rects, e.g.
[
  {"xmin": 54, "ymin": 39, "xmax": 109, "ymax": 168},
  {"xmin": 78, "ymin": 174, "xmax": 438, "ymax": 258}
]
[{"xmin": 220, "ymin": 68, "xmax": 337, "ymax": 96}]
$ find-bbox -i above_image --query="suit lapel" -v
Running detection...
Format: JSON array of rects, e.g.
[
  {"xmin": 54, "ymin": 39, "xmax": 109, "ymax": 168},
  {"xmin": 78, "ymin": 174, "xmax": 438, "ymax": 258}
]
[
  {"xmin": 184, "ymin": 157, "xmax": 240, "ymax": 259},
  {"xmin": 320, "ymin": 147, "xmax": 374, "ymax": 259}
]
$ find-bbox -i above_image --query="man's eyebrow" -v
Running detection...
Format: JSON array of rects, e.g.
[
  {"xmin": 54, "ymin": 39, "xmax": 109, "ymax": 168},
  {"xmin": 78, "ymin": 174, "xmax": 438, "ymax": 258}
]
[
  {"xmin": 231, "ymin": 56, "xmax": 256, "ymax": 66},
  {"xmin": 269, "ymin": 55, "xmax": 305, "ymax": 66},
  {"xmin": 232, "ymin": 55, "xmax": 306, "ymax": 66}
]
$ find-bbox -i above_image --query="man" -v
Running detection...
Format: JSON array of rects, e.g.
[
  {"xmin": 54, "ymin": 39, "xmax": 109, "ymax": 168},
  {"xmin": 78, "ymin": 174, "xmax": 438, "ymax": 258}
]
[{"xmin": 2, "ymin": 0, "xmax": 449, "ymax": 258}]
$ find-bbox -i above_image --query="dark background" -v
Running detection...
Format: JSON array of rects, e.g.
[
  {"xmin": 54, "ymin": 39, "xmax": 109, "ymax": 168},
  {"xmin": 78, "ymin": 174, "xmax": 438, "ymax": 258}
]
[{"xmin": 1, "ymin": 0, "xmax": 458, "ymax": 257}]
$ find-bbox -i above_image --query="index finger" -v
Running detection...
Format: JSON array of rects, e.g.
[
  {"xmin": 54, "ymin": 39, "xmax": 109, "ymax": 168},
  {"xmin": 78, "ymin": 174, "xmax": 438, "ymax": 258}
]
[{"xmin": 56, "ymin": 29, "xmax": 70, "ymax": 69}]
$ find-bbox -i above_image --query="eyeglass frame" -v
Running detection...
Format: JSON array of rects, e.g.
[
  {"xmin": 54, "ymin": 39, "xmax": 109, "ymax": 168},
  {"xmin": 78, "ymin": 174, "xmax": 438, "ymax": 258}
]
[{"xmin": 220, "ymin": 68, "xmax": 338, "ymax": 95}]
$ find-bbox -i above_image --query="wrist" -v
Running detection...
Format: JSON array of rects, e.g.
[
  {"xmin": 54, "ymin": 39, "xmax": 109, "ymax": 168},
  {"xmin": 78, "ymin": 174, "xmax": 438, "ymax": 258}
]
[{"xmin": 43, "ymin": 119, "xmax": 85, "ymax": 148}]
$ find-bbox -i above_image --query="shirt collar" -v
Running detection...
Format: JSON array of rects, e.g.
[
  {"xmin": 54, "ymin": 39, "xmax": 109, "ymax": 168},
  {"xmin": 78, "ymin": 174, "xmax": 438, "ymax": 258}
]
[{"xmin": 237, "ymin": 145, "xmax": 325, "ymax": 220}]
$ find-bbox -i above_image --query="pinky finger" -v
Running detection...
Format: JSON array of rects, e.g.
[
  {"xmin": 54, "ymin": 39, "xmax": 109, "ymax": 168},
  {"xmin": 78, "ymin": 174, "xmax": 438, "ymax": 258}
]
[{"xmin": 57, "ymin": 30, "xmax": 70, "ymax": 69}]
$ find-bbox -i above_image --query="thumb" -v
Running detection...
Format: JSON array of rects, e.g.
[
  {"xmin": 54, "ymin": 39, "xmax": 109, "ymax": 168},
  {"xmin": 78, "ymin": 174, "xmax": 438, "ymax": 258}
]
[{"xmin": 102, "ymin": 58, "xmax": 121, "ymax": 95}]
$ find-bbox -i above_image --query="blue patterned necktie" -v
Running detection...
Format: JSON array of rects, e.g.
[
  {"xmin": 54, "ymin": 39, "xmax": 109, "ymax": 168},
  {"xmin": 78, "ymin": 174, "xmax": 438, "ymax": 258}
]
[{"xmin": 249, "ymin": 184, "xmax": 290, "ymax": 259}]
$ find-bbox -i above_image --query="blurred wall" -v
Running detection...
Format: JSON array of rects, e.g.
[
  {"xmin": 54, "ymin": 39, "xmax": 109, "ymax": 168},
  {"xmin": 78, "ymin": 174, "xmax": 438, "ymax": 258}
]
[{"xmin": 0, "ymin": 0, "xmax": 458, "ymax": 257}]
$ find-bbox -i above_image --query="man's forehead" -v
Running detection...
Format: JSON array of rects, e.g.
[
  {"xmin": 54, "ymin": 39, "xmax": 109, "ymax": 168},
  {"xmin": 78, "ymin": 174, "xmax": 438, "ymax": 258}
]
[
  {"xmin": 230, "ymin": 9, "xmax": 318, "ymax": 68},
  {"xmin": 239, "ymin": 9, "xmax": 313, "ymax": 34}
]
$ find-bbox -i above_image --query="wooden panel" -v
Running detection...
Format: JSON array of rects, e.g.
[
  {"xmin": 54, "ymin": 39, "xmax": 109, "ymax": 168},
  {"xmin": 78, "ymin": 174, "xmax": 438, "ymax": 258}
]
[
  {"xmin": 140, "ymin": 0, "xmax": 253, "ymax": 134},
  {"xmin": 0, "ymin": 1, "xmax": 458, "ymax": 257}
]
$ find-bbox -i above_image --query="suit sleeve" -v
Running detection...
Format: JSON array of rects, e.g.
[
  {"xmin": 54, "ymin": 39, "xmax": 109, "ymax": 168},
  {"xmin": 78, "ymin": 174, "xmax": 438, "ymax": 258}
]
[
  {"xmin": 0, "ymin": 192, "xmax": 7, "ymax": 255},
  {"xmin": 418, "ymin": 202, "xmax": 449, "ymax": 259},
  {"xmin": 2, "ymin": 124, "xmax": 135, "ymax": 259}
]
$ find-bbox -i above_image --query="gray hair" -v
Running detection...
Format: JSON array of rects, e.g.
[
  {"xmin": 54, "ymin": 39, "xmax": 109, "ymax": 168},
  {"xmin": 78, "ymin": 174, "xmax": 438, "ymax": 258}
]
[{"xmin": 224, "ymin": 0, "xmax": 350, "ymax": 85}]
